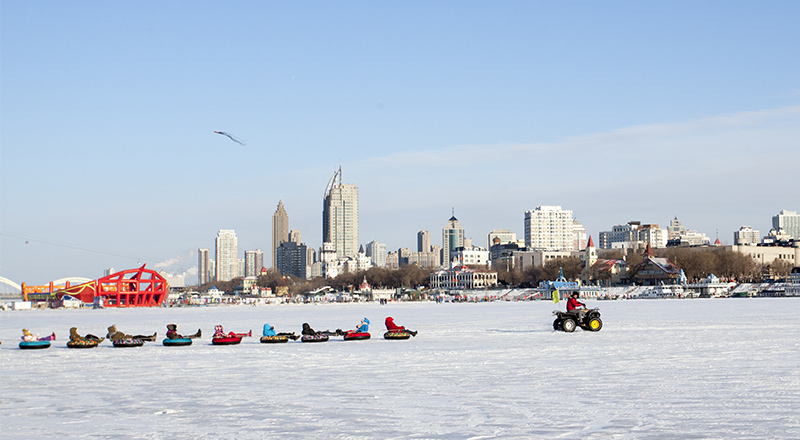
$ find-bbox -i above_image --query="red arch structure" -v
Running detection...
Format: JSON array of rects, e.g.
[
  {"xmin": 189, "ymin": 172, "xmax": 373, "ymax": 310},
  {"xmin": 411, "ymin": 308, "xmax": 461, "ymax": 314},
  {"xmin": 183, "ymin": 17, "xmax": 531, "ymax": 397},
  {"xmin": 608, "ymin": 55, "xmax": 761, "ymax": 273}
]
[{"xmin": 30, "ymin": 265, "xmax": 168, "ymax": 307}]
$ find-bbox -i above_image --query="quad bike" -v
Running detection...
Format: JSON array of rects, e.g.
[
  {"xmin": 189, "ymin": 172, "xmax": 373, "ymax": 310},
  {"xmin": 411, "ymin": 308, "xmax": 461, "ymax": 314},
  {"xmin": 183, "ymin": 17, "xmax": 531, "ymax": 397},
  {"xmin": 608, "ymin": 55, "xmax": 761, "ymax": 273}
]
[{"xmin": 553, "ymin": 308, "xmax": 603, "ymax": 332}]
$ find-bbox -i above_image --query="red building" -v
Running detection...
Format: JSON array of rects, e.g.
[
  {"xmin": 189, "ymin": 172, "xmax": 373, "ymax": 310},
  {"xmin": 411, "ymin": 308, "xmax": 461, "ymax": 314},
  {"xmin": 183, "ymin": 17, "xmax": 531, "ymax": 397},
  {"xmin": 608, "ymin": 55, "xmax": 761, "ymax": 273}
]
[{"xmin": 47, "ymin": 265, "xmax": 168, "ymax": 307}]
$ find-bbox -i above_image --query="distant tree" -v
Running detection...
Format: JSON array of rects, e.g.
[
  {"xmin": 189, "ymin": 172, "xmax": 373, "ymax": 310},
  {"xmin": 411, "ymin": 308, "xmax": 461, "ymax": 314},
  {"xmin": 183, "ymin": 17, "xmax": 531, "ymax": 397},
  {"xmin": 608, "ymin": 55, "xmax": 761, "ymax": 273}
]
[
  {"xmin": 519, "ymin": 265, "xmax": 541, "ymax": 287},
  {"xmin": 196, "ymin": 277, "xmax": 241, "ymax": 293},
  {"xmin": 495, "ymin": 265, "xmax": 524, "ymax": 286},
  {"xmin": 767, "ymin": 259, "xmax": 794, "ymax": 278},
  {"xmin": 714, "ymin": 250, "xmax": 759, "ymax": 282},
  {"xmin": 624, "ymin": 249, "xmax": 644, "ymax": 279},
  {"xmin": 538, "ymin": 257, "xmax": 582, "ymax": 281}
]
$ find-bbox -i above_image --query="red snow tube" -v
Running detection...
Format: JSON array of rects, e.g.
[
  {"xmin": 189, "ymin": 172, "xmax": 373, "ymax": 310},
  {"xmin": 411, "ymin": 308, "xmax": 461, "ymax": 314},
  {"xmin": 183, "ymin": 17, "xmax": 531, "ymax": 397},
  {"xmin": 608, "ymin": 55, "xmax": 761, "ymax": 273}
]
[
  {"xmin": 343, "ymin": 332, "xmax": 371, "ymax": 341},
  {"xmin": 212, "ymin": 337, "xmax": 242, "ymax": 345}
]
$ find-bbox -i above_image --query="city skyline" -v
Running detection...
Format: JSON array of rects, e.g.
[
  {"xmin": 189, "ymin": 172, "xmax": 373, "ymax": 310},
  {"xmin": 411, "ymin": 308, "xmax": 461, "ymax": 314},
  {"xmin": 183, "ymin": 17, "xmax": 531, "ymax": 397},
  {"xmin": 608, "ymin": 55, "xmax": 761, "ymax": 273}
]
[{"xmin": 2, "ymin": 3, "xmax": 799, "ymax": 285}]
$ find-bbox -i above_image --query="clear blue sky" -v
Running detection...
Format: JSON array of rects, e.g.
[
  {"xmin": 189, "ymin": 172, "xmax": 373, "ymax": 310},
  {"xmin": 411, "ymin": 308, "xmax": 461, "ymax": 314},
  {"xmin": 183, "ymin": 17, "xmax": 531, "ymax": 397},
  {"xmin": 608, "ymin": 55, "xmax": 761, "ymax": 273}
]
[{"xmin": 2, "ymin": 1, "xmax": 799, "ymax": 286}]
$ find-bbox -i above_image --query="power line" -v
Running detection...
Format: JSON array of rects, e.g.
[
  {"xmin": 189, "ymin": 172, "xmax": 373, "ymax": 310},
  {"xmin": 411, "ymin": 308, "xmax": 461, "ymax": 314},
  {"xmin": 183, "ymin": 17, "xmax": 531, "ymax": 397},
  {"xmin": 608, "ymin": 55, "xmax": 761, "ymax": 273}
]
[{"xmin": 0, "ymin": 232, "xmax": 159, "ymax": 262}]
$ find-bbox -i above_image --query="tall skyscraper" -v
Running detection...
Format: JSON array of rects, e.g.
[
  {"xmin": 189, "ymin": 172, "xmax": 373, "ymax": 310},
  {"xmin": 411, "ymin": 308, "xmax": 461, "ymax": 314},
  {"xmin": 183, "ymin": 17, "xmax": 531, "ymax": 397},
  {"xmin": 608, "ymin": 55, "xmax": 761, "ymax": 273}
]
[
  {"xmin": 244, "ymin": 249, "xmax": 264, "ymax": 277},
  {"xmin": 366, "ymin": 240, "xmax": 387, "ymax": 267},
  {"xmin": 442, "ymin": 215, "xmax": 465, "ymax": 265},
  {"xmin": 215, "ymin": 230, "xmax": 238, "ymax": 282},
  {"xmin": 276, "ymin": 241, "xmax": 310, "ymax": 279},
  {"xmin": 323, "ymin": 167, "xmax": 359, "ymax": 259},
  {"xmin": 524, "ymin": 205, "xmax": 574, "ymax": 251},
  {"xmin": 773, "ymin": 210, "xmax": 800, "ymax": 239},
  {"xmin": 417, "ymin": 230, "xmax": 431, "ymax": 252},
  {"xmin": 272, "ymin": 201, "xmax": 289, "ymax": 270},
  {"xmin": 198, "ymin": 249, "xmax": 209, "ymax": 285},
  {"xmin": 289, "ymin": 230, "xmax": 302, "ymax": 244}
]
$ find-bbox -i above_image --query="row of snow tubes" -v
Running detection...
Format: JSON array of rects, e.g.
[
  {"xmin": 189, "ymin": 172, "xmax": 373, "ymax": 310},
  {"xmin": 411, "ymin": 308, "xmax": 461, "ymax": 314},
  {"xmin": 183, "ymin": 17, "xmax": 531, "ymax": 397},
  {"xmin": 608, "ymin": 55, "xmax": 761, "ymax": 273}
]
[{"xmin": 18, "ymin": 331, "xmax": 414, "ymax": 349}]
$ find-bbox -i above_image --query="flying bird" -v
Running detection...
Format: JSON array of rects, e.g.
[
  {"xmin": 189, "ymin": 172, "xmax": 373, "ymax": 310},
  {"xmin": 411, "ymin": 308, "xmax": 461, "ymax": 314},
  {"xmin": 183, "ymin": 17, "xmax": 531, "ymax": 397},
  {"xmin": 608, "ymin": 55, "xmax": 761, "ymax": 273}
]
[{"xmin": 214, "ymin": 131, "xmax": 246, "ymax": 145}]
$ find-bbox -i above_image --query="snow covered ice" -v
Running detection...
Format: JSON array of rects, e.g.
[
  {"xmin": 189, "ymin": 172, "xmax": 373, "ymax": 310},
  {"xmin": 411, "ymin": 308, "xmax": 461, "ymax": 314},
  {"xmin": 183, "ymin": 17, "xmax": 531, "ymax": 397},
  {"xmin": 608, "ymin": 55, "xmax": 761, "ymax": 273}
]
[{"xmin": 2, "ymin": 298, "xmax": 799, "ymax": 439}]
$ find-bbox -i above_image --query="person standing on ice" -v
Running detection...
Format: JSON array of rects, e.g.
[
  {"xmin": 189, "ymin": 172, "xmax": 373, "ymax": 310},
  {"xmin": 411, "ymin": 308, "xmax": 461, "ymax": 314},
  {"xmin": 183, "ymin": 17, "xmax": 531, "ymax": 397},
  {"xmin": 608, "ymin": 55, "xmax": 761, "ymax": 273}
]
[{"xmin": 384, "ymin": 317, "xmax": 418, "ymax": 336}]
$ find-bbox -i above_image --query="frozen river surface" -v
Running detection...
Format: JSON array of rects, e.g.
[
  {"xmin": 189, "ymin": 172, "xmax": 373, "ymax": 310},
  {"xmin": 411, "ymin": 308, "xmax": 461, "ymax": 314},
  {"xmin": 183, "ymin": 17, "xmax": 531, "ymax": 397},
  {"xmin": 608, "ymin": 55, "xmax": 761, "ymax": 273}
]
[{"xmin": 2, "ymin": 298, "xmax": 799, "ymax": 439}]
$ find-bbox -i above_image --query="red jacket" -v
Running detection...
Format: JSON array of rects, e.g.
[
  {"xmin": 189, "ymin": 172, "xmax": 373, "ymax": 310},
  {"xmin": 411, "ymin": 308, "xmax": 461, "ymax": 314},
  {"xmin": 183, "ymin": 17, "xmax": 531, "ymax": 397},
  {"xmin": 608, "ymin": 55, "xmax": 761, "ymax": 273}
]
[
  {"xmin": 385, "ymin": 317, "xmax": 405, "ymax": 332},
  {"xmin": 567, "ymin": 297, "xmax": 584, "ymax": 312}
]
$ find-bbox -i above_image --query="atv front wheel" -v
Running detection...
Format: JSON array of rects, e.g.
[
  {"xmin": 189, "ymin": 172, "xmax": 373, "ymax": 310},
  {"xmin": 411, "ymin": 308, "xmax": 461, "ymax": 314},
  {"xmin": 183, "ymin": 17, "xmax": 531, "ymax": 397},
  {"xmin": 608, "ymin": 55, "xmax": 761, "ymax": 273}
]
[
  {"xmin": 561, "ymin": 318, "xmax": 576, "ymax": 333},
  {"xmin": 587, "ymin": 317, "xmax": 603, "ymax": 332}
]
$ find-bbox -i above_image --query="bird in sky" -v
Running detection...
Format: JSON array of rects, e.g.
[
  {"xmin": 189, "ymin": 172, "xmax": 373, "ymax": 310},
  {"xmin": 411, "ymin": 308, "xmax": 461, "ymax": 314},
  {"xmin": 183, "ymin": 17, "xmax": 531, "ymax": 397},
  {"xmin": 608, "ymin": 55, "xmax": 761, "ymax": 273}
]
[{"xmin": 214, "ymin": 131, "xmax": 246, "ymax": 145}]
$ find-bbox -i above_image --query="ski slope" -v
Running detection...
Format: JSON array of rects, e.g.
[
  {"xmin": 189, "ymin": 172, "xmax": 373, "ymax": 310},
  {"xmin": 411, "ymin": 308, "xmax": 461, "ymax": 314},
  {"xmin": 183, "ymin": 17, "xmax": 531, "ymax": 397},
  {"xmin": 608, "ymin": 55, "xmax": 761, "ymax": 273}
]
[{"xmin": 2, "ymin": 298, "xmax": 799, "ymax": 439}]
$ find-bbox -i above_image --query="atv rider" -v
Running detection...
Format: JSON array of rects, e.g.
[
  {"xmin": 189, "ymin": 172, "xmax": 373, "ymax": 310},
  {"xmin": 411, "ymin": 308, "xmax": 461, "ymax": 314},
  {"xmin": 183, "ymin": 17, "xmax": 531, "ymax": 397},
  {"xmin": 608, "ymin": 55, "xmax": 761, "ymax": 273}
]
[{"xmin": 566, "ymin": 292, "xmax": 587, "ymax": 320}]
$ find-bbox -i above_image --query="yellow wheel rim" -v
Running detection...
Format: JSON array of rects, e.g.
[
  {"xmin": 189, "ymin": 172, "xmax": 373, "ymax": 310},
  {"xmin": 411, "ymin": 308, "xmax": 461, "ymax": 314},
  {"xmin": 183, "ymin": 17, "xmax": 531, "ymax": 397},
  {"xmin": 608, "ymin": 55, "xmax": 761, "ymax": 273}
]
[{"xmin": 590, "ymin": 320, "xmax": 600, "ymax": 330}]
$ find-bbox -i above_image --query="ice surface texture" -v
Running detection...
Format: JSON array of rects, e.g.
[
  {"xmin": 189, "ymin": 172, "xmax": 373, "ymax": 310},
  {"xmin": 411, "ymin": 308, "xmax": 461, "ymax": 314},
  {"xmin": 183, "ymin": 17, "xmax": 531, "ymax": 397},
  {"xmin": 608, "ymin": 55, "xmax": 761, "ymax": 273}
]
[{"xmin": 2, "ymin": 298, "xmax": 799, "ymax": 439}]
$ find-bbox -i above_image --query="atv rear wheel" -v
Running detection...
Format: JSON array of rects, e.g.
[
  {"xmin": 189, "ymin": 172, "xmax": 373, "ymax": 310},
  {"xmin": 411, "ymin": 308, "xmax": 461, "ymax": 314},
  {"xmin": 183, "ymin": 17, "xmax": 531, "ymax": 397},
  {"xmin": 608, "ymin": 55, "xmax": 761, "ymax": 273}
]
[
  {"xmin": 553, "ymin": 319, "xmax": 562, "ymax": 331},
  {"xmin": 587, "ymin": 317, "xmax": 603, "ymax": 332},
  {"xmin": 561, "ymin": 318, "xmax": 577, "ymax": 333}
]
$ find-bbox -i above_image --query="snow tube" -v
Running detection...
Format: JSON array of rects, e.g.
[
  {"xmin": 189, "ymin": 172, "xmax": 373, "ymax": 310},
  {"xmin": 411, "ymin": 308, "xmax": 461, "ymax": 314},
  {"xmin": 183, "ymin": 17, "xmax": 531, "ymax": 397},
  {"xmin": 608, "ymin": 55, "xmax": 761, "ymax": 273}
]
[
  {"xmin": 19, "ymin": 340, "xmax": 51, "ymax": 350},
  {"xmin": 67, "ymin": 340, "xmax": 101, "ymax": 348},
  {"xmin": 163, "ymin": 338, "xmax": 193, "ymax": 347},
  {"xmin": 301, "ymin": 334, "xmax": 329, "ymax": 343},
  {"xmin": 343, "ymin": 332, "xmax": 371, "ymax": 341},
  {"xmin": 384, "ymin": 331, "xmax": 411, "ymax": 340},
  {"xmin": 212, "ymin": 337, "xmax": 242, "ymax": 345},
  {"xmin": 113, "ymin": 339, "xmax": 144, "ymax": 348},
  {"xmin": 260, "ymin": 335, "xmax": 289, "ymax": 343}
]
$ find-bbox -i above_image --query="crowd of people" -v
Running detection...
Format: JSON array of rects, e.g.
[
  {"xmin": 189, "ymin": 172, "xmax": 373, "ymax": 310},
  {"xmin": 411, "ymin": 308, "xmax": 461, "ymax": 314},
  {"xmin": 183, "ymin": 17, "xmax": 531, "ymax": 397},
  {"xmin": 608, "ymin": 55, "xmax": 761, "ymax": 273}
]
[{"xmin": 14, "ymin": 316, "xmax": 418, "ymax": 345}]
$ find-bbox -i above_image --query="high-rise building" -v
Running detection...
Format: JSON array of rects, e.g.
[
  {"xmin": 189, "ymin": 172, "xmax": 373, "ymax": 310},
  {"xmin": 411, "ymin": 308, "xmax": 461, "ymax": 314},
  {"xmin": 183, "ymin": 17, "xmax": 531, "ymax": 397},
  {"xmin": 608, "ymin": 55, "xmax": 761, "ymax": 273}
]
[
  {"xmin": 666, "ymin": 217, "xmax": 710, "ymax": 246},
  {"xmin": 773, "ymin": 210, "xmax": 800, "ymax": 239},
  {"xmin": 524, "ymin": 205, "xmax": 574, "ymax": 251},
  {"xmin": 289, "ymin": 230, "xmax": 301, "ymax": 244},
  {"xmin": 573, "ymin": 220, "xmax": 588, "ymax": 251},
  {"xmin": 244, "ymin": 249, "xmax": 264, "ymax": 277},
  {"xmin": 599, "ymin": 221, "xmax": 667, "ymax": 249},
  {"xmin": 417, "ymin": 230, "xmax": 431, "ymax": 253},
  {"xmin": 323, "ymin": 167, "xmax": 359, "ymax": 259},
  {"xmin": 198, "ymin": 249, "xmax": 209, "ymax": 285},
  {"xmin": 442, "ymin": 215, "xmax": 465, "ymax": 265},
  {"xmin": 365, "ymin": 240, "xmax": 387, "ymax": 267},
  {"xmin": 734, "ymin": 226, "xmax": 760, "ymax": 245},
  {"xmin": 487, "ymin": 229, "xmax": 516, "ymax": 248},
  {"xmin": 398, "ymin": 248, "xmax": 411, "ymax": 266},
  {"xmin": 272, "ymin": 201, "xmax": 289, "ymax": 270},
  {"xmin": 215, "ymin": 230, "xmax": 238, "ymax": 282},
  {"xmin": 276, "ymin": 241, "xmax": 310, "ymax": 279},
  {"xmin": 667, "ymin": 217, "xmax": 686, "ymax": 240}
]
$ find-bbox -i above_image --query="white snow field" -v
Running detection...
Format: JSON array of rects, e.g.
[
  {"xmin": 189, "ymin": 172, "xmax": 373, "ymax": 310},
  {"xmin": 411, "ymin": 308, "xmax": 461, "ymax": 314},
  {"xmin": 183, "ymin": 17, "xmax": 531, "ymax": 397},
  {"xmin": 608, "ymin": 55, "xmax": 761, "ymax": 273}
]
[{"xmin": 2, "ymin": 298, "xmax": 799, "ymax": 439}]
